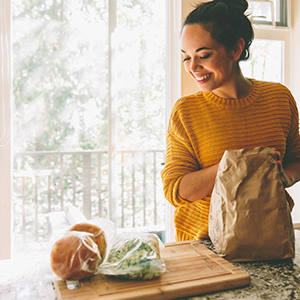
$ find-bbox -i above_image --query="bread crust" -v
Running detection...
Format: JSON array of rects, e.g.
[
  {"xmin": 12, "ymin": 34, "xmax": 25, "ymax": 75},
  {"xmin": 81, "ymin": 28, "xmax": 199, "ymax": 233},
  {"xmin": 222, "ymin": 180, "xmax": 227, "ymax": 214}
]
[
  {"xmin": 50, "ymin": 231, "xmax": 100, "ymax": 280},
  {"xmin": 69, "ymin": 222, "xmax": 107, "ymax": 261}
]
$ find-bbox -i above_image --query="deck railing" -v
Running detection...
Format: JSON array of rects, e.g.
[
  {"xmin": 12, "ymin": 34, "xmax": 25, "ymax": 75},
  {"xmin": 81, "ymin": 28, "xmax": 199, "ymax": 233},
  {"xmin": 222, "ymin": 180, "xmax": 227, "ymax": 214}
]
[{"xmin": 13, "ymin": 149, "xmax": 166, "ymax": 246}]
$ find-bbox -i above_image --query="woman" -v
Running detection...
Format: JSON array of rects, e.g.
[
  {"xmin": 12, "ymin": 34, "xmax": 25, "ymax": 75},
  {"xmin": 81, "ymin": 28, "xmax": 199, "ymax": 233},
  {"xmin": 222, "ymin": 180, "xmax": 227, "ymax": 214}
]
[{"xmin": 161, "ymin": 0, "xmax": 300, "ymax": 242}]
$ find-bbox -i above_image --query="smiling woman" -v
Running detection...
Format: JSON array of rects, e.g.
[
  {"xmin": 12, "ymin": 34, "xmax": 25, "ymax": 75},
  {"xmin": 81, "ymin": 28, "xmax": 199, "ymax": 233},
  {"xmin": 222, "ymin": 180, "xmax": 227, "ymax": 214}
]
[
  {"xmin": 161, "ymin": 0, "xmax": 300, "ymax": 242},
  {"xmin": 180, "ymin": 0, "xmax": 300, "ymax": 226}
]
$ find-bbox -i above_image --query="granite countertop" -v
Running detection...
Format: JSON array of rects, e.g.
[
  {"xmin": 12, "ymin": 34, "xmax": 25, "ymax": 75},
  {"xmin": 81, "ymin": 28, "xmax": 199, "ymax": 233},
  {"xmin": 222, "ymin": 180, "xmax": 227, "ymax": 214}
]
[
  {"xmin": 188, "ymin": 230, "xmax": 300, "ymax": 300},
  {"xmin": 0, "ymin": 230, "xmax": 299, "ymax": 300}
]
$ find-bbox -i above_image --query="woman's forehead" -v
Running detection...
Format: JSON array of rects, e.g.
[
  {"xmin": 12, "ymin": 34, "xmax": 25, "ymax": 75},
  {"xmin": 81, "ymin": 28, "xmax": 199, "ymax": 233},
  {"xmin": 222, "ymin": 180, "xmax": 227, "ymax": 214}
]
[{"xmin": 181, "ymin": 24, "xmax": 219, "ymax": 52}]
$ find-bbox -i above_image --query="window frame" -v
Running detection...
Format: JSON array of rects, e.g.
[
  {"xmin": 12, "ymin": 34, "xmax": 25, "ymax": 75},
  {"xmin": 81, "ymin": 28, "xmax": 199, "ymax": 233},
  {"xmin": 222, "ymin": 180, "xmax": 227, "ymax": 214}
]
[
  {"xmin": 0, "ymin": 0, "xmax": 12, "ymax": 260},
  {"xmin": 252, "ymin": 26, "xmax": 291, "ymax": 87},
  {"xmin": 251, "ymin": 0, "xmax": 291, "ymax": 87},
  {"xmin": 165, "ymin": 0, "xmax": 182, "ymax": 243},
  {"xmin": 248, "ymin": 0, "xmax": 288, "ymax": 27}
]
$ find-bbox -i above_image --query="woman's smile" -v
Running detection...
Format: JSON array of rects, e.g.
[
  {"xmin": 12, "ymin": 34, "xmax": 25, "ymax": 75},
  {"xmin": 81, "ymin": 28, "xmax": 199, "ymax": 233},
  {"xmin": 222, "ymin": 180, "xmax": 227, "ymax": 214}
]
[{"xmin": 194, "ymin": 73, "xmax": 212, "ymax": 84}]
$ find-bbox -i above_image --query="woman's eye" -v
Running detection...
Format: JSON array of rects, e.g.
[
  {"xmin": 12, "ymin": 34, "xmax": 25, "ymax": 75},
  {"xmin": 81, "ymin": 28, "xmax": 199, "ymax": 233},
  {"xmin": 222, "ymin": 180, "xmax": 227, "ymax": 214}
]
[
  {"xmin": 200, "ymin": 54, "xmax": 210, "ymax": 59},
  {"xmin": 182, "ymin": 54, "xmax": 210, "ymax": 63}
]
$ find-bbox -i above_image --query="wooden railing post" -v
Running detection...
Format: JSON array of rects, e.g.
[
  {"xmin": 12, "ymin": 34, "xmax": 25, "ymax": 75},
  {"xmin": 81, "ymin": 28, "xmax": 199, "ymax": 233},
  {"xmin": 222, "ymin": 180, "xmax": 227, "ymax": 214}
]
[
  {"xmin": 83, "ymin": 152, "xmax": 92, "ymax": 219},
  {"xmin": 72, "ymin": 154, "xmax": 76, "ymax": 206},
  {"xmin": 121, "ymin": 152, "xmax": 125, "ymax": 228},
  {"xmin": 132, "ymin": 152, "xmax": 136, "ymax": 228},
  {"xmin": 59, "ymin": 154, "xmax": 64, "ymax": 210},
  {"xmin": 98, "ymin": 153, "xmax": 102, "ymax": 217},
  {"xmin": 143, "ymin": 152, "xmax": 146, "ymax": 227}
]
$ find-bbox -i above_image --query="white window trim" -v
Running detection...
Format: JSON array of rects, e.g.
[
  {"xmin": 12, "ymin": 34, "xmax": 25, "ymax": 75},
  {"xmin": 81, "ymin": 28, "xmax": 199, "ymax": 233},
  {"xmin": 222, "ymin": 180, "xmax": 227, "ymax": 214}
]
[
  {"xmin": 0, "ymin": 0, "xmax": 12, "ymax": 260},
  {"xmin": 164, "ymin": 0, "xmax": 182, "ymax": 243},
  {"xmin": 252, "ymin": 0, "xmax": 292, "ymax": 88},
  {"xmin": 108, "ymin": 0, "xmax": 118, "ymax": 225}
]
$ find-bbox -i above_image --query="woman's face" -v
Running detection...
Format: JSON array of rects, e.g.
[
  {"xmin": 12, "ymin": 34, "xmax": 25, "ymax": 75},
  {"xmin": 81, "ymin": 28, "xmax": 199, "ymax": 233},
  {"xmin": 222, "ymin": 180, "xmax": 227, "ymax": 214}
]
[{"xmin": 181, "ymin": 24, "xmax": 239, "ymax": 97}]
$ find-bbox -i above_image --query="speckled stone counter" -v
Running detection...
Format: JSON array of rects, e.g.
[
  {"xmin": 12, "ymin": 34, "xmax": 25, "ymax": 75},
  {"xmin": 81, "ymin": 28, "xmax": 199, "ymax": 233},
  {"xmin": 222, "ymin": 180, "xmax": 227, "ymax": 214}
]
[
  {"xmin": 0, "ymin": 230, "xmax": 299, "ymax": 300},
  {"xmin": 183, "ymin": 229, "xmax": 300, "ymax": 300}
]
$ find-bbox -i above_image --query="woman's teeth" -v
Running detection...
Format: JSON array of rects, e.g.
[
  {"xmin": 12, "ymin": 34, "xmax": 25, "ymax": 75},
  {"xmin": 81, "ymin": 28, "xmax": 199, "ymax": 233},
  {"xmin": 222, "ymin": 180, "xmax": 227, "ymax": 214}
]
[{"xmin": 196, "ymin": 74, "xmax": 210, "ymax": 81}]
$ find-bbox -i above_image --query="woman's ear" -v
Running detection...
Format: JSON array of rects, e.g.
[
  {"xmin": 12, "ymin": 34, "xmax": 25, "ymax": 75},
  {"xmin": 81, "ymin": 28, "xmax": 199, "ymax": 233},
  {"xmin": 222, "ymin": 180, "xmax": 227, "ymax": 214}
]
[{"xmin": 233, "ymin": 38, "xmax": 245, "ymax": 61}]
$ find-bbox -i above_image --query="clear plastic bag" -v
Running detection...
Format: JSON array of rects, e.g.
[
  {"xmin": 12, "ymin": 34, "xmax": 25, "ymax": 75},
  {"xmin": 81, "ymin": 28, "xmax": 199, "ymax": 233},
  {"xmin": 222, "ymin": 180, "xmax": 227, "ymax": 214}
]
[
  {"xmin": 96, "ymin": 232, "xmax": 166, "ymax": 280},
  {"xmin": 50, "ymin": 219, "xmax": 116, "ymax": 281},
  {"xmin": 48, "ymin": 205, "xmax": 117, "ymax": 281},
  {"xmin": 50, "ymin": 230, "xmax": 102, "ymax": 280}
]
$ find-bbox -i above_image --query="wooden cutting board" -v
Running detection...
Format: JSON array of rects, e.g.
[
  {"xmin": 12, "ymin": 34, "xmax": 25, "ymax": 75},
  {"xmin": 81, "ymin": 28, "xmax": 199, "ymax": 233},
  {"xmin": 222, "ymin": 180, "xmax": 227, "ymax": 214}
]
[{"xmin": 53, "ymin": 240, "xmax": 250, "ymax": 300}]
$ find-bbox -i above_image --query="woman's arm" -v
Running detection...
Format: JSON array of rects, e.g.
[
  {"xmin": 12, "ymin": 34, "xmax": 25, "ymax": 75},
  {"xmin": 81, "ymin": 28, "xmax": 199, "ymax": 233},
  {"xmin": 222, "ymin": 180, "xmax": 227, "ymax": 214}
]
[
  {"xmin": 276, "ymin": 151, "xmax": 300, "ymax": 188},
  {"xmin": 178, "ymin": 164, "xmax": 219, "ymax": 202},
  {"xmin": 279, "ymin": 160, "xmax": 300, "ymax": 188},
  {"xmin": 179, "ymin": 150, "xmax": 300, "ymax": 203}
]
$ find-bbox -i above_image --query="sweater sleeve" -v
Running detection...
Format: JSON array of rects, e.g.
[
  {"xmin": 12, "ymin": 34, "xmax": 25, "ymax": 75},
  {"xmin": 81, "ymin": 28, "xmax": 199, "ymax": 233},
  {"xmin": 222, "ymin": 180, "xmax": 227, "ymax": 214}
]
[
  {"xmin": 161, "ymin": 101, "xmax": 200, "ymax": 208},
  {"xmin": 283, "ymin": 87, "xmax": 300, "ymax": 165}
]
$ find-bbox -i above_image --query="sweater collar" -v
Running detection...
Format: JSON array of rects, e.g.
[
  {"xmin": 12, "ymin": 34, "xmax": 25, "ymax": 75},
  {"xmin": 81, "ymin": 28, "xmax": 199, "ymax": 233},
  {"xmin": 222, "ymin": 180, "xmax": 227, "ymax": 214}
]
[{"xmin": 200, "ymin": 79, "xmax": 261, "ymax": 109}]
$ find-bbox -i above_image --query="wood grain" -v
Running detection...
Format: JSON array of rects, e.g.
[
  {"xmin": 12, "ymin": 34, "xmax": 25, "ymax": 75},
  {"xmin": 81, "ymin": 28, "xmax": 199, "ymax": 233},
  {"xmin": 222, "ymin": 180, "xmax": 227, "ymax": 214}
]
[{"xmin": 54, "ymin": 240, "xmax": 250, "ymax": 300}]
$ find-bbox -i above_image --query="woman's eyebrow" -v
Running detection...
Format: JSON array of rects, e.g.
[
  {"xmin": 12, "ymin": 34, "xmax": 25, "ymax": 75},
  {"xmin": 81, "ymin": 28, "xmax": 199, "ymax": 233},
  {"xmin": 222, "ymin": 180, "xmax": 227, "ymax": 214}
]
[{"xmin": 181, "ymin": 47, "xmax": 211, "ymax": 53}]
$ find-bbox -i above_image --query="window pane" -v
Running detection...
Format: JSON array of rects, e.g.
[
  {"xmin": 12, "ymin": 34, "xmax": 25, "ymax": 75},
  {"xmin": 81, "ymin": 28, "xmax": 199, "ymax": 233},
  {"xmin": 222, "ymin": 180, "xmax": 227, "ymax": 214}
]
[
  {"xmin": 13, "ymin": 1, "xmax": 108, "ymax": 153},
  {"xmin": 248, "ymin": 1, "xmax": 275, "ymax": 24},
  {"xmin": 116, "ymin": 1, "xmax": 166, "ymax": 150},
  {"xmin": 115, "ymin": 0, "xmax": 166, "ymax": 229},
  {"xmin": 12, "ymin": 0, "xmax": 166, "ymax": 254},
  {"xmin": 247, "ymin": 0, "xmax": 287, "ymax": 26},
  {"xmin": 13, "ymin": 0, "xmax": 110, "ymax": 253},
  {"xmin": 240, "ymin": 39, "xmax": 284, "ymax": 83}
]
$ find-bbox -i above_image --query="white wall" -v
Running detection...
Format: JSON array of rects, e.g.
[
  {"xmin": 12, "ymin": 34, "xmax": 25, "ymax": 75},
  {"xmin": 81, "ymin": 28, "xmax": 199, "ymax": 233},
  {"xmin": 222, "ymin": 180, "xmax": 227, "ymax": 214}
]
[{"xmin": 181, "ymin": 1, "xmax": 199, "ymax": 96}]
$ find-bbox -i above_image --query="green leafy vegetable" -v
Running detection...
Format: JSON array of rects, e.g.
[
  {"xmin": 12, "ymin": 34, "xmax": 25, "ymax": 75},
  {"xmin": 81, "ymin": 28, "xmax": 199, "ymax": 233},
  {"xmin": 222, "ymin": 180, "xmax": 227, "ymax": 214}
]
[{"xmin": 97, "ymin": 233, "xmax": 166, "ymax": 280}]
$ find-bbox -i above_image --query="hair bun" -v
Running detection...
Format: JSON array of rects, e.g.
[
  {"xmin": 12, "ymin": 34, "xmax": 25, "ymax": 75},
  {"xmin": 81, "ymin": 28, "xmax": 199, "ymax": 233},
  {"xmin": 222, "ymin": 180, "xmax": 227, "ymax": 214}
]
[{"xmin": 216, "ymin": 0, "xmax": 248, "ymax": 14}]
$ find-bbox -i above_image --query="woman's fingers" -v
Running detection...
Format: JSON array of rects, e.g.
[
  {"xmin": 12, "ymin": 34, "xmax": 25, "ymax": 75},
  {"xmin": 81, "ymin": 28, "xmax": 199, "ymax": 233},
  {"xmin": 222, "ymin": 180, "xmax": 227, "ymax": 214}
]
[{"xmin": 275, "ymin": 150, "xmax": 292, "ymax": 188}]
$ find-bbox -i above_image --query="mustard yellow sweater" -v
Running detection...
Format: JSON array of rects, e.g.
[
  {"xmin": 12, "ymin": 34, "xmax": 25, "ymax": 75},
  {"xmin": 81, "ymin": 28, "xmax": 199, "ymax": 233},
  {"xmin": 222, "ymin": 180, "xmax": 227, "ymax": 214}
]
[{"xmin": 161, "ymin": 79, "xmax": 300, "ymax": 242}]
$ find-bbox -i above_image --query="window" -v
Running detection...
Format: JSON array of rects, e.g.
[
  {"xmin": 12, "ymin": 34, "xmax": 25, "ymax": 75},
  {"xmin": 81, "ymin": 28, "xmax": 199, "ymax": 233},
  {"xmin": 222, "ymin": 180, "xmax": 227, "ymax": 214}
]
[
  {"xmin": 241, "ymin": 0, "xmax": 290, "ymax": 85},
  {"xmin": 247, "ymin": 0, "xmax": 288, "ymax": 27},
  {"xmin": 240, "ymin": 39, "xmax": 284, "ymax": 82},
  {"xmin": 11, "ymin": 0, "xmax": 167, "ymax": 255}
]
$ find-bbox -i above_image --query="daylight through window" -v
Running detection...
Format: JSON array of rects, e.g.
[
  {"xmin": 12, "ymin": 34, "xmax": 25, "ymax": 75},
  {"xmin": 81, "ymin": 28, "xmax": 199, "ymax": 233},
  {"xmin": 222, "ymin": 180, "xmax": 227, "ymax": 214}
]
[{"xmin": 12, "ymin": 0, "xmax": 167, "ymax": 254}]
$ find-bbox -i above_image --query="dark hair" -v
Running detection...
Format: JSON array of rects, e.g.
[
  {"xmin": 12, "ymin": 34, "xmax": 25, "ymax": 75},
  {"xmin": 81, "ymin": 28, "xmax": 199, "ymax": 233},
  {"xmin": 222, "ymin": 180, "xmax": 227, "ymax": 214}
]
[{"xmin": 182, "ymin": 0, "xmax": 254, "ymax": 62}]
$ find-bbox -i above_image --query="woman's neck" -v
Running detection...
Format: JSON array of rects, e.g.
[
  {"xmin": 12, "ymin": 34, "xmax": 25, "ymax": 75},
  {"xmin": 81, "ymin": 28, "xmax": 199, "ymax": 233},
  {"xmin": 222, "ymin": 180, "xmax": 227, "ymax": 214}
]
[{"xmin": 212, "ymin": 67, "xmax": 253, "ymax": 100}]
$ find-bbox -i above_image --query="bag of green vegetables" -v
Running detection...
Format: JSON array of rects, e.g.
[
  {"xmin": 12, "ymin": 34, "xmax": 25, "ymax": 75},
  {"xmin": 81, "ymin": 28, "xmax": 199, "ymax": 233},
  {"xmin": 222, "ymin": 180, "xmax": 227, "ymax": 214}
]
[{"xmin": 96, "ymin": 232, "xmax": 166, "ymax": 280}]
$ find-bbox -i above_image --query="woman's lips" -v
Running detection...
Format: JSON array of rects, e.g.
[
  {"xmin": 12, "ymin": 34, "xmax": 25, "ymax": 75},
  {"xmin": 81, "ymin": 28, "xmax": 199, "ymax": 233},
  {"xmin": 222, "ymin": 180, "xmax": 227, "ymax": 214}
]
[{"xmin": 195, "ymin": 73, "xmax": 211, "ymax": 84}]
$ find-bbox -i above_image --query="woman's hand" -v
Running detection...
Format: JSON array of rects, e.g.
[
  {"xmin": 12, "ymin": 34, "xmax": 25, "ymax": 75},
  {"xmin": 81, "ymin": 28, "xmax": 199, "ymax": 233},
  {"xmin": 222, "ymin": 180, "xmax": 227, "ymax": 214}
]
[{"xmin": 275, "ymin": 151, "xmax": 294, "ymax": 188}]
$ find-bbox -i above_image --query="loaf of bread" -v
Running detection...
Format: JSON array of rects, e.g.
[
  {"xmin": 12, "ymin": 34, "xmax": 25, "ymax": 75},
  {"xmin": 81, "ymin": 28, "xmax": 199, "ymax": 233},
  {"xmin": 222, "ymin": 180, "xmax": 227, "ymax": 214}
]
[
  {"xmin": 50, "ymin": 223, "xmax": 107, "ymax": 280},
  {"xmin": 69, "ymin": 222, "xmax": 107, "ymax": 261}
]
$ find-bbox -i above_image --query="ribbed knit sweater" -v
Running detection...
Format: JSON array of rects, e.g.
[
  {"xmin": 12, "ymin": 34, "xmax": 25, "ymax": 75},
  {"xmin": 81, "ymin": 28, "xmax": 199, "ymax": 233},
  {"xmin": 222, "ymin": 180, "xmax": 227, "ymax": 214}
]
[{"xmin": 161, "ymin": 79, "xmax": 300, "ymax": 242}]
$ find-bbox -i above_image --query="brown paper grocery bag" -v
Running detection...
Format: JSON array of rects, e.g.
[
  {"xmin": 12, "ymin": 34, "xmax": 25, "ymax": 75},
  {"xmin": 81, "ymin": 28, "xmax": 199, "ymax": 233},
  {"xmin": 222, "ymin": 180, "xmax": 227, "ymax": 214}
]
[{"xmin": 209, "ymin": 147, "xmax": 295, "ymax": 261}]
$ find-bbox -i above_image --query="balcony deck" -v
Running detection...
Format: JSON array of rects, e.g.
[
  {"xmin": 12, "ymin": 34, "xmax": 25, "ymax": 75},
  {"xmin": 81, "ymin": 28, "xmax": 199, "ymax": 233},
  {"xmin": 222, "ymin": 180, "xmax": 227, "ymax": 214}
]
[{"xmin": 13, "ymin": 149, "xmax": 166, "ymax": 252}]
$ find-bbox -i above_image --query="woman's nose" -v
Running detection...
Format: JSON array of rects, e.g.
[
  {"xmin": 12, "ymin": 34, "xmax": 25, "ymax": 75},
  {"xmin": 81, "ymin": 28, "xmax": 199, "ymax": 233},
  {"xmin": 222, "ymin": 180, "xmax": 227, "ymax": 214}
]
[{"xmin": 190, "ymin": 57, "xmax": 202, "ymax": 72}]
